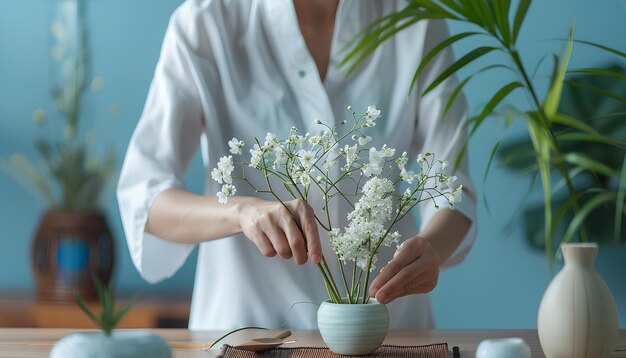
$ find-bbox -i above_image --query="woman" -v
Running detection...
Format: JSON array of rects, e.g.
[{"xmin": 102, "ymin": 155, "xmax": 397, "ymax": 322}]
[{"xmin": 118, "ymin": 0, "xmax": 477, "ymax": 330}]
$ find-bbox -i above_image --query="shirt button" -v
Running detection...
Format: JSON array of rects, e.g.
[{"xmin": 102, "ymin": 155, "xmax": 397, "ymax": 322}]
[{"xmin": 298, "ymin": 70, "xmax": 306, "ymax": 78}]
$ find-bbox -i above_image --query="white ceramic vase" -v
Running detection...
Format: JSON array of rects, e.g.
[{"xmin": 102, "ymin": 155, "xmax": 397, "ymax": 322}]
[
  {"xmin": 538, "ymin": 243, "xmax": 619, "ymax": 358},
  {"xmin": 317, "ymin": 298, "xmax": 389, "ymax": 355},
  {"xmin": 50, "ymin": 331, "xmax": 172, "ymax": 358}
]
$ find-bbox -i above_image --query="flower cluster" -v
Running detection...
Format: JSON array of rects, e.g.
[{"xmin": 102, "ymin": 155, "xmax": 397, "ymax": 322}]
[
  {"xmin": 209, "ymin": 105, "xmax": 462, "ymax": 303},
  {"xmin": 329, "ymin": 177, "xmax": 401, "ymax": 271},
  {"xmin": 210, "ymin": 156, "xmax": 235, "ymax": 204}
]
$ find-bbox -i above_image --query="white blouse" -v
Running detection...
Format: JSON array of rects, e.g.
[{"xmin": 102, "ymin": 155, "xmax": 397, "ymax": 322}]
[{"xmin": 117, "ymin": 0, "xmax": 477, "ymax": 330}]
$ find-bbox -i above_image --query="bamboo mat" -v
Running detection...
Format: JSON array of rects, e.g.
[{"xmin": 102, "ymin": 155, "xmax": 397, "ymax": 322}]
[{"xmin": 217, "ymin": 343, "xmax": 449, "ymax": 357}]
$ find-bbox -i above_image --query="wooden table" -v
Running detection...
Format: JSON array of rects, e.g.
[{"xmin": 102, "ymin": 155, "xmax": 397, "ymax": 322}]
[
  {"xmin": 0, "ymin": 328, "xmax": 625, "ymax": 357},
  {"xmin": 0, "ymin": 292, "xmax": 190, "ymax": 328}
]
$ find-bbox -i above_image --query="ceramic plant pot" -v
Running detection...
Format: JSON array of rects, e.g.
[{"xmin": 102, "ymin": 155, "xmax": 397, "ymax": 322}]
[
  {"xmin": 317, "ymin": 298, "xmax": 389, "ymax": 355},
  {"xmin": 538, "ymin": 243, "xmax": 619, "ymax": 358},
  {"xmin": 32, "ymin": 211, "xmax": 114, "ymax": 302},
  {"xmin": 50, "ymin": 331, "xmax": 171, "ymax": 358}
]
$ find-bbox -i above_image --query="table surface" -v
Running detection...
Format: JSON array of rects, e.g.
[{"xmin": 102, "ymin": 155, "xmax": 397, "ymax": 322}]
[{"xmin": 1, "ymin": 328, "xmax": 625, "ymax": 358}]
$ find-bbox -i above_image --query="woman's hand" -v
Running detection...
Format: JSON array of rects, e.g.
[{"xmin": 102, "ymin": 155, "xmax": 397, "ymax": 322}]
[
  {"xmin": 238, "ymin": 198, "xmax": 322, "ymax": 265},
  {"xmin": 368, "ymin": 236, "xmax": 440, "ymax": 304}
]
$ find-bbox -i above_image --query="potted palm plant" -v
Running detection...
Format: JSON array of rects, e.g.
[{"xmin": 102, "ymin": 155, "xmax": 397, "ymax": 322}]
[
  {"xmin": 0, "ymin": 0, "xmax": 115, "ymax": 302},
  {"xmin": 342, "ymin": 1, "xmax": 624, "ymax": 356}
]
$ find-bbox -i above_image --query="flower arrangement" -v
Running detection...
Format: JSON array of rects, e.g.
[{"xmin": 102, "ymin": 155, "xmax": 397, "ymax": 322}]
[{"xmin": 211, "ymin": 106, "xmax": 461, "ymax": 304}]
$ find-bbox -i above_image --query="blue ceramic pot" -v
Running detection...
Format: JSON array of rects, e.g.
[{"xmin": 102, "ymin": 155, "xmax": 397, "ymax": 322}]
[
  {"xmin": 317, "ymin": 298, "xmax": 389, "ymax": 355},
  {"xmin": 50, "ymin": 331, "xmax": 171, "ymax": 358}
]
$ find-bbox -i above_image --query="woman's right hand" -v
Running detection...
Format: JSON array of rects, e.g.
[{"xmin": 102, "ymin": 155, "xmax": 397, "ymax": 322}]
[{"xmin": 237, "ymin": 198, "xmax": 322, "ymax": 265}]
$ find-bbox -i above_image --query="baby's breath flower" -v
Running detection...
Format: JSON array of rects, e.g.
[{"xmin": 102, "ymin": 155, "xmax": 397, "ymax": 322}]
[
  {"xmin": 381, "ymin": 144, "xmax": 395, "ymax": 158},
  {"xmin": 309, "ymin": 135, "xmax": 322, "ymax": 146},
  {"xmin": 210, "ymin": 167, "xmax": 224, "ymax": 184},
  {"xmin": 357, "ymin": 136, "xmax": 372, "ymax": 146},
  {"xmin": 400, "ymin": 168, "xmax": 415, "ymax": 184},
  {"xmin": 217, "ymin": 184, "xmax": 236, "ymax": 204},
  {"xmin": 449, "ymin": 185, "xmax": 463, "ymax": 206},
  {"xmin": 249, "ymin": 144, "xmax": 263, "ymax": 168},
  {"xmin": 228, "ymin": 137, "xmax": 245, "ymax": 155},
  {"xmin": 396, "ymin": 152, "xmax": 408, "ymax": 170},
  {"xmin": 298, "ymin": 150, "xmax": 316, "ymax": 169},
  {"xmin": 263, "ymin": 132, "xmax": 277, "ymax": 149}
]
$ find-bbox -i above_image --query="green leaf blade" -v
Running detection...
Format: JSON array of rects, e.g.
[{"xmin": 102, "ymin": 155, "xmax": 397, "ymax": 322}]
[
  {"xmin": 422, "ymin": 46, "xmax": 500, "ymax": 96},
  {"xmin": 469, "ymin": 81, "xmax": 523, "ymax": 137},
  {"xmin": 543, "ymin": 25, "xmax": 574, "ymax": 118}
]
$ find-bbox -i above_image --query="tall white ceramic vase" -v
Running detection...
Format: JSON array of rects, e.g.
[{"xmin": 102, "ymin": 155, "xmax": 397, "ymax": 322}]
[{"xmin": 538, "ymin": 243, "xmax": 619, "ymax": 358}]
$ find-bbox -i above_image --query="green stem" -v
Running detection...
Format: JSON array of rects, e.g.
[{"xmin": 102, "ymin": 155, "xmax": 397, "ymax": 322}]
[{"xmin": 338, "ymin": 259, "xmax": 352, "ymax": 303}]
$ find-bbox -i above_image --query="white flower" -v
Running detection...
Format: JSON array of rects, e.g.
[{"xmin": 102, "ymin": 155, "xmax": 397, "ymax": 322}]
[
  {"xmin": 217, "ymin": 184, "xmax": 236, "ymax": 204},
  {"xmin": 400, "ymin": 168, "xmax": 415, "ymax": 184},
  {"xmin": 273, "ymin": 147, "xmax": 288, "ymax": 170},
  {"xmin": 329, "ymin": 177, "xmax": 396, "ymax": 271},
  {"xmin": 449, "ymin": 185, "xmax": 463, "ymax": 207},
  {"xmin": 362, "ymin": 147, "xmax": 384, "ymax": 177},
  {"xmin": 417, "ymin": 153, "xmax": 426, "ymax": 165},
  {"xmin": 217, "ymin": 156, "xmax": 234, "ymax": 174},
  {"xmin": 249, "ymin": 144, "xmax": 263, "ymax": 168},
  {"xmin": 363, "ymin": 106, "xmax": 381, "ymax": 127},
  {"xmin": 358, "ymin": 136, "xmax": 372, "ymax": 146},
  {"xmin": 314, "ymin": 118, "xmax": 322, "ymax": 124},
  {"xmin": 342, "ymin": 144, "xmax": 358, "ymax": 171},
  {"xmin": 210, "ymin": 167, "xmax": 224, "ymax": 184},
  {"xmin": 396, "ymin": 152, "xmax": 408, "ymax": 170},
  {"xmin": 366, "ymin": 105, "xmax": 381, "ymax": 120},
  {"xmin": 309, "ymin": 135, "xmax": 322, "ymax": 146},
  {"xmin": 321, "ymin": 130, "xmax": 335, "ymax": 150},
  {"xmin": 263, "ymin": 132, "xmax": 277, "ymax": 149},
  {"xmin": 446, "ymin": 175, "xmax": 458, "ymax": 189},
  {"xmin": 298, "ymin": 150, "xmax": 316, "ymax": 169},
  {"xmin": 381, "ymin": 144, "xmax": 395, "ymax": 158},
  {"xmin": 211, "ymin": 156, "xmax": 234, "ymax": 185},
  {"xmin": 228, "ymin": 137, "xmax": 244, "ymax": 155}
]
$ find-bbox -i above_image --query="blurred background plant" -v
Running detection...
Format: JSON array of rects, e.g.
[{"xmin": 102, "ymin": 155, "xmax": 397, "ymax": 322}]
[
  {"xmin": 0, "ymin": 0, "xmax": 114, "ymax": 213},
  {"xmin": 343, "ymin": 0, "xmax": 626, "ymax": 265},
  {"xmin": 498, "ymin": 64, "xmax": 626, "ymax": 249}
]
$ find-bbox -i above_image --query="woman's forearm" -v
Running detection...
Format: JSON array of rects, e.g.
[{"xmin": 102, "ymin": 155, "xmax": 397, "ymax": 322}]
[
  {"xmin": 146, "ymin": 188, "xmax": 255, "ymax": 244},
  {"xmin": 420, "ymin": 208, "xmax": 471, "ymax": 264}
]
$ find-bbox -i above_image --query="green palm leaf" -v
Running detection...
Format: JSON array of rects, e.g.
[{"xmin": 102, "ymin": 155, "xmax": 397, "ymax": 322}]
[
  {"xmin": 469, "ymin": 81, "xmax": 523, "ymax": 136},
  {"xmin": 409, "ymin": 31, "xmax": 483, "ymax": 94},
  {"xmin": 512, "ymin": 0, "xmax": 532, "ymax": 44},
  {"xmin": 422, "ymin": 46, "xmax": 500, "ymax": 96},
  {"xmin": 543, "ymin": 26, "xmax": 573, "ymax": 118},
  {"xmin": 562, "ymin": 192, "xmax": 617, "ymax": 243}
]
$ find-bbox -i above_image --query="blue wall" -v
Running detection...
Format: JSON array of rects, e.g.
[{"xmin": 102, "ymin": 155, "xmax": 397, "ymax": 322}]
[{"xmin": 1, "ymin": 0, "xmax": 624, "ymax": 328}]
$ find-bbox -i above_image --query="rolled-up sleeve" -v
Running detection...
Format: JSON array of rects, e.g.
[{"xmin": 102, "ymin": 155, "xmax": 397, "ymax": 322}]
[
  {"xmin": 117, "ymin": 11, "xmax": 205, "ymax": 283},
  {"xmin": 414, "ymin": 20, "xmax": 477, "ymax": 268}
]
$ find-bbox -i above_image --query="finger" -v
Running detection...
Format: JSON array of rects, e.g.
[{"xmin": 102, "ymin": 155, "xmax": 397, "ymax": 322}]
[
  {"xmin": 281, "ymin": 218, "xmax": 308, "ymax": 265},
  {"xmin": 295, "ymin": 200, "xmax": 322, "ymax": 264},
  {"xmin": 375, "ymin": 266, "xmax": 439, "ymax": 304},
  {"xmin": 260, "ymin": 215, "xmax": 292, "ymax": 259},
  {"xmin": 369, "ymin": 239, "xmax": 423, "ymax": 296},
  {"xmin": 253, "ymin": 231, "xmax": 277, "ymax": 258}
]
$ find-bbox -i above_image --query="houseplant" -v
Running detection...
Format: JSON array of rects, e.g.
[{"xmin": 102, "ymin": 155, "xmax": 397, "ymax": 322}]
[
  {"xmin": 497, "ymin": 64, "xmax": 626, "ymax": 249},
  {"xmin": 211, "ymin": 106, "xmax": 460, "ymax": 355},
  {"xmin": 50, "ymin": 277, "xmax": 171, "ymax": 358},
  {"xmin": 341, "ymin": 1, "xmax": 625, "ymax": 356},
  {"xmin": 342, "ymin": 0, "xmax": 626, "ymax": 263},
  {"xmin": 0, "ymin": 0, "xmax": 115, "ymax": 301}
]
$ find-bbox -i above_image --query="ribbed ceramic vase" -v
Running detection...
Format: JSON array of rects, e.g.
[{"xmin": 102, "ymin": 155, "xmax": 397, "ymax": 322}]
[
  {"xmin": 317, "ymin": 298, "xmax": 389, "ymax": 355},
  {"xmin": 538, "ymin": 243, "xmax": 619, "ymax": 358}
]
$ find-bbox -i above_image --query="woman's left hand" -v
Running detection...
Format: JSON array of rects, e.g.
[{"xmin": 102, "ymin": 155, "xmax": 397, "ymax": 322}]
[{"xmin": 368, "ymin": 235, "xmax": 441, "ymax": 304}]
